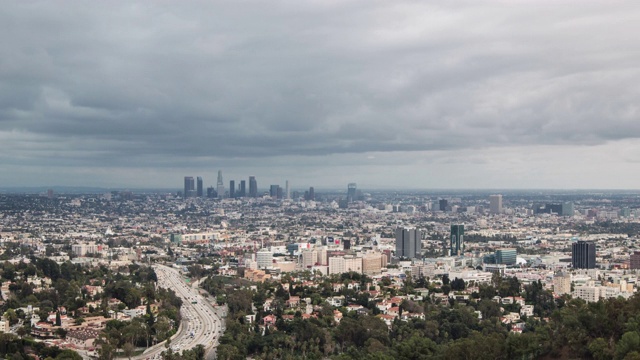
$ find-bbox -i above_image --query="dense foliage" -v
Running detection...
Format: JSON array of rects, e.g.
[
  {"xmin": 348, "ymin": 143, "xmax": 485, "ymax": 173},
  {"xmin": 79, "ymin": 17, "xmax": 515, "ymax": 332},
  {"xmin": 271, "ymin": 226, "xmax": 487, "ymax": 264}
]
[{"xmin": 211, "ymin": 273, "xmax": 640, "ymax": 360}]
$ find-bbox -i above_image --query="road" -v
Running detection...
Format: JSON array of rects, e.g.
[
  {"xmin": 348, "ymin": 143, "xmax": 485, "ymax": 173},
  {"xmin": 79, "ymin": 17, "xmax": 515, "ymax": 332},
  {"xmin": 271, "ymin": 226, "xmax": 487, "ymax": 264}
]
[{"xmin": 131, "ymin": 264, "xmax": 226, "ymax": 360}]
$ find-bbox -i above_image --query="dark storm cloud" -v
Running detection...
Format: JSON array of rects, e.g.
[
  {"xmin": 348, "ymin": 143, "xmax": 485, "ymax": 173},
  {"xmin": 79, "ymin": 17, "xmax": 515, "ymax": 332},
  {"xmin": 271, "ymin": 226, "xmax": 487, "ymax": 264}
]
[{"xmin": 2, "ymin": 0, "xmax": 640, "ymax": 174}]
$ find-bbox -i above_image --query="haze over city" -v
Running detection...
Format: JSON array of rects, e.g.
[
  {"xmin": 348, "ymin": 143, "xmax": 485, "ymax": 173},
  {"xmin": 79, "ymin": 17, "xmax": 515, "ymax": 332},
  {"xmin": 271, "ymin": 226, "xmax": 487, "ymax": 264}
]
[{"xmin": 2, "ymin": 1, "xmax": 640, "ymax": 189}]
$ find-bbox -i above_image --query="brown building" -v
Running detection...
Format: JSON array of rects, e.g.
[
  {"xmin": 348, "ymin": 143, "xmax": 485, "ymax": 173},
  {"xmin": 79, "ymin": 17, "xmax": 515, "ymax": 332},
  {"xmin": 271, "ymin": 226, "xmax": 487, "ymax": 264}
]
[{"xmin": 630, "ymin": 252, "xmax": 640, "ymax": 269}]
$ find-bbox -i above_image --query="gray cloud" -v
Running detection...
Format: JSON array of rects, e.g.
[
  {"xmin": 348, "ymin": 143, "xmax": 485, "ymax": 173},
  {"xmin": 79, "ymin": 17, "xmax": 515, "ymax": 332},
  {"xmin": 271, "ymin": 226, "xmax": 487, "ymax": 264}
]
[{"xmin": 2, "ymin": 1, "xmax": 640, "ymax": 187}]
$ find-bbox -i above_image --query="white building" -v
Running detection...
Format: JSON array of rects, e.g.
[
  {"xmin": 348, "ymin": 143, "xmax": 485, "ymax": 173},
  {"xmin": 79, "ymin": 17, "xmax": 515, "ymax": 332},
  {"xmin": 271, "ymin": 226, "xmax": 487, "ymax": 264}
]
[{"xmin": 256, "ymin": 249, "xmax": 273, "ymax": 269}]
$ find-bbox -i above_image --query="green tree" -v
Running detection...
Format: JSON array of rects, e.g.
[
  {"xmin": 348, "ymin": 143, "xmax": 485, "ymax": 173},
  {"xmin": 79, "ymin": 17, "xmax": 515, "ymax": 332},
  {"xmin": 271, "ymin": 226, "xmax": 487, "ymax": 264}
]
[{"xmin": 617, "ymin": 332, "xmax": 640, "ymax": 360}]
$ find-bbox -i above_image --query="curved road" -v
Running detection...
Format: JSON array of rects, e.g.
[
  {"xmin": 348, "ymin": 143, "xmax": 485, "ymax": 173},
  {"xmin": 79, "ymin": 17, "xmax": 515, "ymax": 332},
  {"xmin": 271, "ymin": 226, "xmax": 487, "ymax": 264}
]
[{"xmin": 131, "ymin": 264, "xmax": 226, "ymax": 360}]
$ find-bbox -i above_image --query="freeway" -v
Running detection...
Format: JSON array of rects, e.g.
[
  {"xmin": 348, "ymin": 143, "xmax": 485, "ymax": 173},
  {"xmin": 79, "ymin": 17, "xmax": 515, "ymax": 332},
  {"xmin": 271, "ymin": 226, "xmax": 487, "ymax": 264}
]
[{"xmin": 131, "ymin": 264, "xmax": 226, "ymax": 360}]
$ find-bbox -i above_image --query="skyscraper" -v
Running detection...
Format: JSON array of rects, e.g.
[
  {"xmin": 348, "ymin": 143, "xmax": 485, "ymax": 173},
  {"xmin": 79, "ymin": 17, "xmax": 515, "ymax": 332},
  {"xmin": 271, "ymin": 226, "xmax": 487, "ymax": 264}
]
[
  {"xmin": 439, "ymin": 199, "xmax": 448, "ymax": 211},
  {"xmin": 229, "ymin": 180, "xmax": 235, "ymax": 198},
  {"xmin": 395, "ymin": 227, "xmax": 421, "ymax": 259},
  {"xmin": 450, "ymin": 224, "xmax": 464, "ymax": 256},
  {"xmin": 196, "ymin": 177, "xmax": 203, "ymax": 197},
  {"xmin": 216, "ymin": 170, "xmax": 224, "ymax": 198},
  {"xmin": 239, "ymin": 180, "xmax": 247, "ymax": 197},
  {"xmin": 249, "ymin": 176, "xmax": 257, "ymax": 197},
  {"xmin": 562, "ymin": 202, "xmax": 575, "ymax": 216},
  {"xmin": 347, "ymin": 183, "xmax": 357, "ymax": 203},
  {"xmin": 572, "ymin": 240, "xmax": 596, "ymax": 269},
  {"xmin": 285, "ymin": 180, "xmax": 290, "ymax": 200},
  {"xmin": 270, "ymin": 185, "xmax": 280, "ymax": 199},
  {"xmin": 489, "ymin": 194, "xmax": 503, "ymax": 214},
  {"xmin": 308, "ymin": 187, "xmax": 315, "ymax": 201},
  {"xmin": 183, "ymin": 176, "xmax": 195, "ymax": 198}
]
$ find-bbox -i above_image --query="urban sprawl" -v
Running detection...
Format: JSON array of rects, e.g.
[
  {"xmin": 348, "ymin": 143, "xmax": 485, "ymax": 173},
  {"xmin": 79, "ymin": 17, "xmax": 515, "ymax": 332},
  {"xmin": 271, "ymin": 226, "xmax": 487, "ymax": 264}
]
[{"xmin": 2, "ymin": 178, "xmax": 640, "ymax": 359}]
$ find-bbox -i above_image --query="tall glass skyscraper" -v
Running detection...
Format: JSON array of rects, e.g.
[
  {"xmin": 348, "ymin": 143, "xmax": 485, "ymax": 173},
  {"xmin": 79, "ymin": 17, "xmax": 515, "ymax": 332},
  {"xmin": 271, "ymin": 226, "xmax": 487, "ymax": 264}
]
[
  {"xmin": 347, "ymin": 183, "xmax": 357, "ymax": 202},
  {"xmin": 216, "ymin": 170, "xmax": 224, "ymax": 198},
  {"xmin": 249, "ymin": 176, "xmax": 257, "ymax": 197},
  {"xmin": 196, "ymin": 176, "xmax": 203, "ymax": 197},
  {"xmin": 183, "ymin": 176, "xmax": 195, "ymax": 198},
  {"xmin": 239, "ymin": 180, "xmax": 246, "ymax": 197},
  {"xmin": 450, "ymin": 224, "xmax": 464, "ymax": 256},
  {"xmin": 395, "ymin": 227, "xmax": 422, "ymax": 259},
  {"xmin": 572, "ymin": 240, "xmax": 596, "ymax": 269}
]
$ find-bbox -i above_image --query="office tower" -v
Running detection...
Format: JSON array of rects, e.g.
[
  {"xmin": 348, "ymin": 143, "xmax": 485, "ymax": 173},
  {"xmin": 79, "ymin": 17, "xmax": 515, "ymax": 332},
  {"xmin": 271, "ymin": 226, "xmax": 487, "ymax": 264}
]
[
  {"xmin": 229, "ymin": 180, "xmax": 235, "ymax": 198},
  {"xmin": 183, "ymin": 177, "xmax": 195, "ymax": 198},
  {"xmin": 631, "ymin": 252, "xmax": 640, "ymax": 269},
  {"xmin": 347, "ymin": 183, "xmax": 357, "ymax": 203},
  {"xmin": 439, "ymin": 199, "xmax": 448, "ymax": 211},
  {"xmin": 196, "ymin": 177, "xmax": 203, "ymax": 197},
  {"xmin": 395, "ymin": 227, "xmax": 422, "ymax": 259},
  {"xmin": 270, "ymin": 185, "xmax": 279, "ymax": 199},
  {"xmin": 276, "ymin": 187, "xmax": 283, "ymax": 199},
  {"xmin": 285, "ymin": 180, "xmax": 290, "ymax": 200},
  {"xmin": 207, "ymin": 187, "xmax": 217, "ymax": 198},
  {"xmin": 495, "ymin": 248, "xmax": 517, "ymax": 265},
  {"xmin": 562, "ymin": 202, "xmax": 575, "ymax": 216},
  {"xmin": 572, "ymin": 241, "xmax": 596, "ymax": 269},
  {"xmin": 239, "ymin": 180, "xmax": 246, "ymax": 197},
  {"xmin": 450, "ymin": 224, "xmax": 464, "ymax": 256},
  {"xmin": 256, "ymin": 248, "xmax": 273, "ymax": 269},
  {"xmin": 216, "ymin": 170, "xmax": 224, "ymax": 198},
  {"xmin": 343, "ymin": 239, "xmax": 351, "ymax": 250},
  {"xmin": 489, "ymin": 194, "xmax": 503, "ymax": 214},
  {"xmin": 249, "ymin": 176, "xmax": 257, "ymax": 197},
  {"xmin": 308, "ymin": 187, "xmax": 315, "ymax": 201}
]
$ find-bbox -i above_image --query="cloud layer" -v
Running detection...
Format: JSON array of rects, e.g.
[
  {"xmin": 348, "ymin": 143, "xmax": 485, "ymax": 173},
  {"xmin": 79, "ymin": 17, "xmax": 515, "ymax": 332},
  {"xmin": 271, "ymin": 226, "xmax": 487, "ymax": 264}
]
[{"xmin": 2, "ymin": 1, "xmax": 640, "ymax": 188}]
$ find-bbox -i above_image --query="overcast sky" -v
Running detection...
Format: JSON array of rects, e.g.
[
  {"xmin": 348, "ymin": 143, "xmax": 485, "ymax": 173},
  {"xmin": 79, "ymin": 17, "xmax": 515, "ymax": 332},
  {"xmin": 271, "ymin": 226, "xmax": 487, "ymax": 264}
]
[{"xmin": 2, "ymin": 1, "xmax": 640, "ymax": 190}]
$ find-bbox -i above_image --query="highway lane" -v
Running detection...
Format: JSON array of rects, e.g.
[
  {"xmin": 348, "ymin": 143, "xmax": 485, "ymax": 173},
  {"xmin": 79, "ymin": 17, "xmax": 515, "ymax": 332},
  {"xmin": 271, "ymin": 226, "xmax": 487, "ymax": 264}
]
[{"xmin": 131, "ymin": 264, "xmax": 226, "ymax": 360}]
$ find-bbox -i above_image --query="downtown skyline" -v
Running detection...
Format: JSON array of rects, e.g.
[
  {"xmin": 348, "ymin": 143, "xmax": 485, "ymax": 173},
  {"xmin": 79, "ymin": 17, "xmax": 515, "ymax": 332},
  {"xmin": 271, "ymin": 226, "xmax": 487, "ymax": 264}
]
[{"xmin": 3, "ymin": 1, "xmax": 640, "ymax": 189}]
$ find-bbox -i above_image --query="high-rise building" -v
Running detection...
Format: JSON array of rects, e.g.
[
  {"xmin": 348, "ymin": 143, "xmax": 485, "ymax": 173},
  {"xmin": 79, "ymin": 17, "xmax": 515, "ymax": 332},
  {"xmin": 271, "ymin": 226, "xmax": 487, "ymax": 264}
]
[
  {"xmin": 347, "ymin": 183, "xmax": 357, "ymax": 203},
  {"xmin": 196, "ymin": 177, "xmax": 203, "ymax": 197},
  {"xmin": 301, "ymin": 249, "xmax": 317, "ymax": 268},
  {"xmin": 183, "ymin": 177, "xmax": 195, "ymax": 198},
  {"xmin": 249, "ymin": 176, "xmax": 257, "ymax": 197},
  {"xmin": 362, "ymin": 253, "xmax": 383, "ymax": 275},
  {"xmin": 239, "ymin": 180, "xmax": 246, "ymax": 197},
  {"xmin": 229, "ymin": 180, "xmax": 235, "ymax": 198},
  {"xmin": 395, "ymin": 227, "xmax": 421, "ymax": 259},
  {"xmin": 489, "ymin": 194, "xmax": 503, "ymax": 214},
  {"xmin": 328, "ymin": 257, "xmax": 345, "ymax": 275},
  {"xmin": 495, "ymin": 248, "xmax": 517, "ymax": 265},
  {"xmin": 553, "ymin": 272, "xmax": 572, "ymax": 295},
  {"xmin": 562, "ymin": 202, "xmax": 575, "ymax": 216},
  {"xmin": 572, "ymin": 241, "xmax": 596, "ymax": 269},
  {"xmin": 450, "ymin": 224, "xmax": 464, "ymax": 256},
  {"xmin": 285, "ymin": 180, "xmax": 290, "ymax": 200},
  {"xmin": 256, "ymin": 248, "xmax": 273, "ymax": 269},
  {"xmin": 207, "ymin": 187, "xmax": 217, "ymax": 198},
  {"xmin": 631, "ymin": 252, "xmax": 640, "ymax": 269},
  {"xmin": 308, "ymin": 187, "xmax": 315, "ymax": 201},
  {"xmin": 439, "ymin": 199, "xmax": 448, "ymax": 211},
  {"xmin": 216, "ymin": 171, "xmax": 224, "ymax": 198},
  {"xmin": 270, "ymin": 185, "xmax": 280, "ymax": 199}
]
